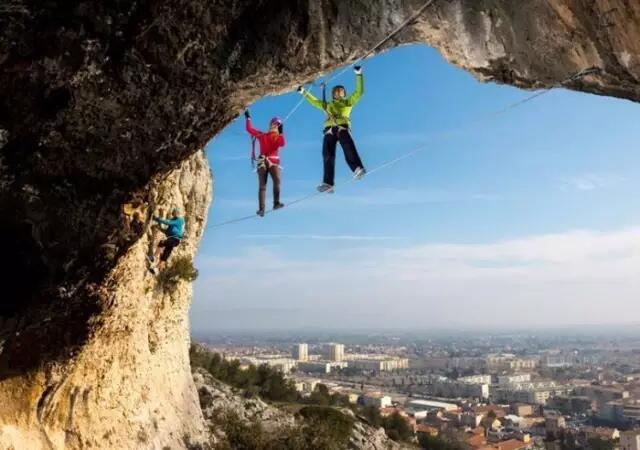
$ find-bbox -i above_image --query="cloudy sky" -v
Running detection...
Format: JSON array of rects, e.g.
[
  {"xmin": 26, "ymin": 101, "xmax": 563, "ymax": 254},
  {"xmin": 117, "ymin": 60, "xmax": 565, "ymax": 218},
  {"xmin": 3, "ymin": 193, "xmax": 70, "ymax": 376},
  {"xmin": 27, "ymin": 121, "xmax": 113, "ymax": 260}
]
[{"xmin": 190, "ymin": 44, "xmax": 640, "ymax": 332}]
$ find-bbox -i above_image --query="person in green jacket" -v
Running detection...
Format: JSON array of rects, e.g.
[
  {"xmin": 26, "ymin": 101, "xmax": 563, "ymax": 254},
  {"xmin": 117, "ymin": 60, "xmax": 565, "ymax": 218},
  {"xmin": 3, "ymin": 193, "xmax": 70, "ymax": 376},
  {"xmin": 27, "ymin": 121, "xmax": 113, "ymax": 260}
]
[{"xmin": 298, "ymin": 66, "xmax": 366, "ymax": 192}]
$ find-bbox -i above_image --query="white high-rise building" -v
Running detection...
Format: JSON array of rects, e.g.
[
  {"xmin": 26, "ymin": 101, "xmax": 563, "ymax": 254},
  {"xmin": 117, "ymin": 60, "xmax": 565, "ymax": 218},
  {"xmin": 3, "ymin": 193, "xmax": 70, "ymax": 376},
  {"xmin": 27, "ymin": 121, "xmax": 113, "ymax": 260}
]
[
  {"xmin": 292, "ymin": 343, "xmax": 308, "ymax": 361},
  {"xmin": 324, "ymin": 343, "xmax": 345, "ymax": 362}
]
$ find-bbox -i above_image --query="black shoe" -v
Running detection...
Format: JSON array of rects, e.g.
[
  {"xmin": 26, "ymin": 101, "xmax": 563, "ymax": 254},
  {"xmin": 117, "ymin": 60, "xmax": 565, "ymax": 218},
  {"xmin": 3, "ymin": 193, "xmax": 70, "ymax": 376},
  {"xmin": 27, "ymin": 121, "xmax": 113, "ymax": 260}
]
[
  {"xmin": 256, "ymin": 209, "xmax": 265, "ymax": 217},
  {"xmin": 273, "ymin": 202, "xmax": 285, "ymax": 210}
]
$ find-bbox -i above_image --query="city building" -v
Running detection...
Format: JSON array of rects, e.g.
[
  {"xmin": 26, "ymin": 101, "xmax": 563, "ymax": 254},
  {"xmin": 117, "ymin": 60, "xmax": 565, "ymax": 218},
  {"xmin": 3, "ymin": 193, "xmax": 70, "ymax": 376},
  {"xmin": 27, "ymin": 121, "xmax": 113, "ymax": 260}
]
[
  {"xmin": 292, "ymin": 343, "xmax": 308, "ymax": 361},
  {"xmin": 486, "ymin": 354, "xmax": 537, "ymax": 373},
  {"xmin": 349, "ymin": 357, "xmax": 409, "ymax": 372},
  {"xmin": 494, "ymin": 381, "xmax": 569, "ymax": 405},
  {"xmin": 546, "ymin": 395, "xmax": 593, "ymax": 415},
  {"xmin": 574, "ymin": 385, "xmax": 629, "ymax": 408},
  {"xmin": 621, "ymin": 430, "xmax": 640, "ymax": 450},
  {"xmin": 297, "ymin": 361, "xmax": 331, "ymax": 374},
  {"xmin": 431, "ymin": 378, "xmax": 490, "ymax": 400},
  {"xmin": 406, "ymin": 399, "xmax": 459, "ymax": 416},
  {"xmin": 511, "ymin": 404, "xmax": 535, "ymax": 417},
  {"xmin": 498, "ymin": 374, "xmax": 532, "ymax": 385},
  {"xmin": 240, "ymin": 356, "xmax": 297, "ymax": 373},
  {"xmin": 360, "ymin": 392, "xmax": 392, "ymax": 409},
  {"xmin": 460, "ymin": 374, "xmax": 493, "ymax": 384},
  {"xmin": 323, "ymin": 343, "xmax": 345, "ymax": 362}
]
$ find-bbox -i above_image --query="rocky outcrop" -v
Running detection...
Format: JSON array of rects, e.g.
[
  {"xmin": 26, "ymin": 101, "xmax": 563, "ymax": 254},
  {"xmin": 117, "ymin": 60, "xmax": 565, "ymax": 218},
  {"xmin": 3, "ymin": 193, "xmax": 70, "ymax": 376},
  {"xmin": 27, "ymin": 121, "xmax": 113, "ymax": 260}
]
[
  {"xmin": 193, "ymin": 368, "xmax": 407, "ymax": 450},
  {"xmin": 1, "ymin": 1, "xmax": 639, "ymax": 448},
  {"xmin": 0, "ymin": 152, "xmax": 211, "ymax": 449}
]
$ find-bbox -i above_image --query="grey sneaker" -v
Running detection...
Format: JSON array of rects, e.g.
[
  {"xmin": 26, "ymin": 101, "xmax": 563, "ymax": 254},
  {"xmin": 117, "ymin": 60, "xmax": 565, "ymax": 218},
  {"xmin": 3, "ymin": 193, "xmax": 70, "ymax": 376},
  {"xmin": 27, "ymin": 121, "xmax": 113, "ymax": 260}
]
[
  {"xmin": 256, "ymin": 209, "xmax": 265, "ymax": 217},
  {"xmin": 317, "ymin": 183, "xmax": 334, "ymax": 193},
  {"xmin": 353, "ymin": 167, "xmax": 366, "ymax": 180},
  {"xmin": 273, "ymin": 202, "xmax": 285, "ymax": 210}
]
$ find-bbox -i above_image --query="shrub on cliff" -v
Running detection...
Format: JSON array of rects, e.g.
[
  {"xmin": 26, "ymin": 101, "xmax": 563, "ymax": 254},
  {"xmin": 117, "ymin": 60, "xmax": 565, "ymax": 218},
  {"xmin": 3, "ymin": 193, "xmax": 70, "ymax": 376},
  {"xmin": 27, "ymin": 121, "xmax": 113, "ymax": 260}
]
[{"xmin": 159, "ymin": 256, "xmax": 199, "ymax": 285}]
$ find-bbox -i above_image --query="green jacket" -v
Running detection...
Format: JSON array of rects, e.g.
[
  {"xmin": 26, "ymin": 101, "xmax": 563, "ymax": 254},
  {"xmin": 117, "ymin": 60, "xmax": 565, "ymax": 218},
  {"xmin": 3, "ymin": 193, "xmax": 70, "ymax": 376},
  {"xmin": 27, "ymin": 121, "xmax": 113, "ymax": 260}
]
[{"xmin": 302, "ymin": 74, "xmax": 364, "ymax": 128}]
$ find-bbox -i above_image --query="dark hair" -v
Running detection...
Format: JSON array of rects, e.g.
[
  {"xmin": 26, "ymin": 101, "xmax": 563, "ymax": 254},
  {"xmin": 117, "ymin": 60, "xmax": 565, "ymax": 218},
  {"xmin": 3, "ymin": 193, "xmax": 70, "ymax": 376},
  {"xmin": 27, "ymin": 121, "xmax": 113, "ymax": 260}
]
[
  {"xmin": 278, "ymin": 124, "xmax": 284, "ymax": 134},
  {"xmin": 332, "ymin": 85, "xmax": 346, "ymax": 96}
]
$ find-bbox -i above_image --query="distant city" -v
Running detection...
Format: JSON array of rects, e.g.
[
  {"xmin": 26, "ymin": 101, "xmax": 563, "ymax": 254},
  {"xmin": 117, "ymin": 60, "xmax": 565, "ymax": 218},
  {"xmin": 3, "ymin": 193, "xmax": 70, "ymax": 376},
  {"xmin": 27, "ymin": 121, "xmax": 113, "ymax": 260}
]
[{"xmin": 194, "ymin": 327, "xmax": 640, "ymax": 449}]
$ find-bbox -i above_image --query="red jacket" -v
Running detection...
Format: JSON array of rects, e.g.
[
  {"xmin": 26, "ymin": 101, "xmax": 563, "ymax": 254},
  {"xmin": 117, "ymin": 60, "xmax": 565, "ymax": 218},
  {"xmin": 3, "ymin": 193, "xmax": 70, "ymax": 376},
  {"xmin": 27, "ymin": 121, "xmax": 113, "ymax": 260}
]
[{"xmin": 246, "ymin": 119, "xmax": 285, "ymax": 163}]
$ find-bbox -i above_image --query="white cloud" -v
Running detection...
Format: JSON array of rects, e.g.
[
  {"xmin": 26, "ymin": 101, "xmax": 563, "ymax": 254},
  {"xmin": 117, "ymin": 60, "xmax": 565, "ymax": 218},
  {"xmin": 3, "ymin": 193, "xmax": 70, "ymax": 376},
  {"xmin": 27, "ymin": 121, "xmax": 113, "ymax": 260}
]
[
  {"xmin": 559, "ymin": 173, "xmax": 626, "ymax": 191},
  {"xmin": 237, "ymin": 234, "xmax": 405, "ymax": 241},
  {"xmin": 192, "ymin": 227, "xmax": 640, "ymax": 329}
]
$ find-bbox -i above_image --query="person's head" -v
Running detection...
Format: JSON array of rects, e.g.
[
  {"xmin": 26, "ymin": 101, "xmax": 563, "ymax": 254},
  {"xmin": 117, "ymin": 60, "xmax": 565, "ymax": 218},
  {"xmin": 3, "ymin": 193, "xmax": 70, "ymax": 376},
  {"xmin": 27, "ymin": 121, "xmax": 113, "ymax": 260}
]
[
  {"xmin": 332, "ymin": 85, "xmax": 346, "ymax": 100},
  {"xmin": 171, "ymin": 207, "xmax": 180, "ymax": 218},
  {"xmin": 269, "ymin": 116, "xmax": 283, "ymax": 133}
]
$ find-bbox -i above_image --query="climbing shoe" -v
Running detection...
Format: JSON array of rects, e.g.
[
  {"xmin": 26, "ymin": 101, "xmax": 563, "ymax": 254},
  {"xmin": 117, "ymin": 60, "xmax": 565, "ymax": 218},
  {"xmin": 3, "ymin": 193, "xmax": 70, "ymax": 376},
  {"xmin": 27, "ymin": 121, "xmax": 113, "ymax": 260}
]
[
  {"xmin": 273, "ymin": 202, "xmax": 285, "ymax": 210},
  {"xmin": 149, "ymin": 266, "xmax": 158, "ymax": 276},
  {"xmin": 317, "ymin": 183, "xmax": 335, "ymax": 193},
  {"xmin": 353, "ymin": 167, "xmax": 366, "ymax": 180},
  {"xmin": 147, "ymin": 255, "xmax": 155, "ymax": 264},
  {"xmin": 256, "ymin": 209, "xmax": 265, "ymax": 217}
]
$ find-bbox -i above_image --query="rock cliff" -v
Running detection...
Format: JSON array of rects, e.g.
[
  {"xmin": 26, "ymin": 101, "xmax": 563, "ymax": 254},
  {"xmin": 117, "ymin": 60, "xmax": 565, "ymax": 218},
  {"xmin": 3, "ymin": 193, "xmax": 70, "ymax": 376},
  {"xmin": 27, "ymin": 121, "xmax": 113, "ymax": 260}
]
[{"xmin": 1, "ymin": 0, "xmax": 639, "ymax": 448}]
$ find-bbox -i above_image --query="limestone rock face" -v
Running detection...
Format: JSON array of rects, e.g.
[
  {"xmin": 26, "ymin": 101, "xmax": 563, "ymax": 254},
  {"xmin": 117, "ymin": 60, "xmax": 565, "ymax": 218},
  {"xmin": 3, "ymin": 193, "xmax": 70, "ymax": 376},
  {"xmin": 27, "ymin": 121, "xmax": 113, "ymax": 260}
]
[
  {"xmin": 0, "ymin": 152, "xmax": 211, "ymax": 449},
  {"xmin": 1, "ymin": 1, "xmax": 639, "ymax": 449}
]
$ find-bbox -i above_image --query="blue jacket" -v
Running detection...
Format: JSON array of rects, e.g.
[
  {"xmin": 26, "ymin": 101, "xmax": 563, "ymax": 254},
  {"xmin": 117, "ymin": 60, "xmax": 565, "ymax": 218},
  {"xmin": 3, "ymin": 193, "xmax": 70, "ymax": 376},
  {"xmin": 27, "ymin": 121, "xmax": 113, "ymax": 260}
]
[{"xmin": 154, "ymin": 216, "xmax": 185, "ymax": 239}]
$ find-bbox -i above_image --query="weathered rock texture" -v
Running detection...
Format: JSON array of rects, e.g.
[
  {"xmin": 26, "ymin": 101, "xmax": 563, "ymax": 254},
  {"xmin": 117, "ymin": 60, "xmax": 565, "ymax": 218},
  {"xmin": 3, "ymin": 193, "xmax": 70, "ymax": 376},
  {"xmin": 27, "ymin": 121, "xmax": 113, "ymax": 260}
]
[
  {"xmin": 194, "ymin": 368, "xmax": 407, "ymax": 450},
  {"xmin": 1, "ymin": 0, "xmax": 639, "ymax": 448},
  {"xmin": 0, "ymin": 152, "xmax": 211, "ymax": 449}
]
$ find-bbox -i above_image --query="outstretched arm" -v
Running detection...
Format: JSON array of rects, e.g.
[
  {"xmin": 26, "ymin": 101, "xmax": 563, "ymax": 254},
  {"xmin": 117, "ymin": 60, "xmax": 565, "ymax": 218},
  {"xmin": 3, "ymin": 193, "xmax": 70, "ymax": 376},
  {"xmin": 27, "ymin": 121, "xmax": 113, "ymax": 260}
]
[
  {"xmin": 347, "ymin": 66, "xmax": 364, "ymax": 106},
  {"xmin": 298, "ymin": 86, "xmax": 325, "ymax": 111},
  {"xmin": 245, "ymin": 118, "xmax": 262, "ymax": 137},
  {"xmin": 154, "ymin": 216, "xmax": 180, "ymax": 227}
]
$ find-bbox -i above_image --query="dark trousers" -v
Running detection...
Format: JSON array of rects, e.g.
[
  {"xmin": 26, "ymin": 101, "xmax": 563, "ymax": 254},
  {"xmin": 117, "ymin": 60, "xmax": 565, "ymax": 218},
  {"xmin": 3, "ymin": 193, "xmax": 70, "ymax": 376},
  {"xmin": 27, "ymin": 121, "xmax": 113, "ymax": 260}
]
[
  {"xmin": 322, "ymin": 126, "xmax": 364, "ymax": 186},
  {"xmin": 257, "ymin": 164, "xmax": 281, "ymax": 210}
]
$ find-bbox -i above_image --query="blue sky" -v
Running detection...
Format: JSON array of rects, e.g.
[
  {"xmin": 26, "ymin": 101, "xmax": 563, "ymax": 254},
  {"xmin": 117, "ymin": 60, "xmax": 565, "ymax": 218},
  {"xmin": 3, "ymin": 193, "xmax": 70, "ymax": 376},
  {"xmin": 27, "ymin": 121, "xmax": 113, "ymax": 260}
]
[{"xmin": 191, "ymin": 44, "xmax": 640, "ymax": 332}]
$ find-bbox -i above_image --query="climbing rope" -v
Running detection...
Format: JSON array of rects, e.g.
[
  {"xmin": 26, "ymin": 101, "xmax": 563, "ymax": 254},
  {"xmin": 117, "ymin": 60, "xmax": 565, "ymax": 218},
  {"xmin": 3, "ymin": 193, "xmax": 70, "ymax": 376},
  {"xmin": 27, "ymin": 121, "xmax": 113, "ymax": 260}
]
[
  {"xmin": 279, "ymin": 0, "xmax": 436, "ymax": 125},
  {"xmin": 206, "ymin": 67, "xmax": 600, "ymax": 230},
  {"xmin": 318, "ymin": 0, "xmax": 436, "ymax": 89}
]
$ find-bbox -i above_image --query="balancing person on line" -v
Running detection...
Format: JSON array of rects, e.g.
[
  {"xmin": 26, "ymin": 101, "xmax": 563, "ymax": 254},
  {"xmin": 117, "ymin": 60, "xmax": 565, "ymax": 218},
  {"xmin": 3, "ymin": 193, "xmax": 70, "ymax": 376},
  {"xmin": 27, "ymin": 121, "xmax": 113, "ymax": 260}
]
[
  {"xmin": 244, "ymin": 110, "xmax": 286, "ymax": 217},
  {"xmin": 298, "ymin": 65, "xmax": 366, "ymax": 193}
]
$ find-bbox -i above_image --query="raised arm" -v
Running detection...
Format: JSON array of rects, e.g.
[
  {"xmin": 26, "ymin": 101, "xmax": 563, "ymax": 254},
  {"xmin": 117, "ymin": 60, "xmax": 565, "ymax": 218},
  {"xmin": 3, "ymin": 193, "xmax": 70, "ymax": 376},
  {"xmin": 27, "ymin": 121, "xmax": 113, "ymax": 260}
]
[
  {"xmin": 245, "ymin": 117, "xmax": 262, "ymax": 137},
  {"xmin": 298, "ymin": 86, "xmax": 325, "ymax": 111},
  {"xmin": 347, "ymin": 66, "xmax": 364, "ymax": 106},
  {"xmin": 153, "ymin": 216, "xmax": 171, "ymax": 226}
]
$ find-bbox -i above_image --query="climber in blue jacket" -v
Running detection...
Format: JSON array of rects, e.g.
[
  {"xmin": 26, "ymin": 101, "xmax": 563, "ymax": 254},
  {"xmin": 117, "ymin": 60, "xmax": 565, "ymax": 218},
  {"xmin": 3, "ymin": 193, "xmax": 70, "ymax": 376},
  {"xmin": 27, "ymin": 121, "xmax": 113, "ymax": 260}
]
[{"xmin": 148, "ymin": 207, "xmax": 185, "ymax": 274}]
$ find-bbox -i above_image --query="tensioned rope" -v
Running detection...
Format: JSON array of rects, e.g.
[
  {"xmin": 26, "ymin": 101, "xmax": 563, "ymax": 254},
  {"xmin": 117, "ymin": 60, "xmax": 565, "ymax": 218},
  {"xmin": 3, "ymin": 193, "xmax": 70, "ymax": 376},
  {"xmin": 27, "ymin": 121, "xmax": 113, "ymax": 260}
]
[
  {"xmin": 281, "ymin": 0, "xmax": 436, "ymax": 124},
  {"xmin": 206, "ymin": 67, "xmax": 600, "ymax": 229}
]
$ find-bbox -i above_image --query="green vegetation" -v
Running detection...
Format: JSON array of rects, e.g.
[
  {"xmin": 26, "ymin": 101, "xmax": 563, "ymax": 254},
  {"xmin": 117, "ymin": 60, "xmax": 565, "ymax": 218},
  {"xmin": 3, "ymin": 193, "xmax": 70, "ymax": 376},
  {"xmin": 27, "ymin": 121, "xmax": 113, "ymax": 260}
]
[
  {"xmin": 302, "ymin": 383, "xmax": 351, "ymax": 407},
  {"xmin": 359, "ymin": 406, "xmax": 413, "ymax": 443},
  {"xmin": 190, "ymin": 345, "xmax": 298, "ymax": 402},
  {"xmin": 418, "ymin": 434, "xmax": 465, "ymax": 450},
  {"xmin": 160, "ymin": 256, "xmax": 198, "ymax": 284},
  {"xmin": 211, "ymin": 408, "xmax": 353, "ymax": 450},
  {"xmin": 586, "ymin": 438, "xmax": 615, "ymax": 450}
]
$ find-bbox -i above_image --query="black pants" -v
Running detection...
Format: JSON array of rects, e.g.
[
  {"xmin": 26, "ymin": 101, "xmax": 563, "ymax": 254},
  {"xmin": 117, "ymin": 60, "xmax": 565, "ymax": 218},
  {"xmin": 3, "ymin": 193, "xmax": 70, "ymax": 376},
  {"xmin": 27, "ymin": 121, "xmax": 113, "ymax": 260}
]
[
  {"xmin": 322, "ymin": 126, "xmax": 364, "ymax": 186},
  {"xmin": 159, "ymin": 237, "xmax": 180, "ymax": 262}
]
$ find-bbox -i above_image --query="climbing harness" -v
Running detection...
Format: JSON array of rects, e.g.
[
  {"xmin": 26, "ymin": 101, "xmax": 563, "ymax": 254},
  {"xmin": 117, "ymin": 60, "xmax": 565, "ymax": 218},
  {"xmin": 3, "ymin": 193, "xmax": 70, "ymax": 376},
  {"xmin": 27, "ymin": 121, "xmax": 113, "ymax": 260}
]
[{"xmin": 207, "ymin": 67, "xmax": 599, "ymax": 230}]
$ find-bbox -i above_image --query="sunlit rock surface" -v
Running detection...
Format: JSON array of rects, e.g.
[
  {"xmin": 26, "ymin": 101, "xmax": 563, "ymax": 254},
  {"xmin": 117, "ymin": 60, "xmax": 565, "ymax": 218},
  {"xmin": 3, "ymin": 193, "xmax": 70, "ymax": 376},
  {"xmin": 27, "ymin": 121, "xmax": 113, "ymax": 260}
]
[{"xmin": 1, "ymin": 0, "xmax": 638, "ymax": 448}]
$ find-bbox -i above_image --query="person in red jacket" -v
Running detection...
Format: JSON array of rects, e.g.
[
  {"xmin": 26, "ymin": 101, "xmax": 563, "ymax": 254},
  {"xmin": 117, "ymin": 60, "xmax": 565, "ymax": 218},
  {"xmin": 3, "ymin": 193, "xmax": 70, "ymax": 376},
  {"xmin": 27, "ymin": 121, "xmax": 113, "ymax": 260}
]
[{"xmin": 245, "ymin": 110, "xmax": 286, "ymax": 216}]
